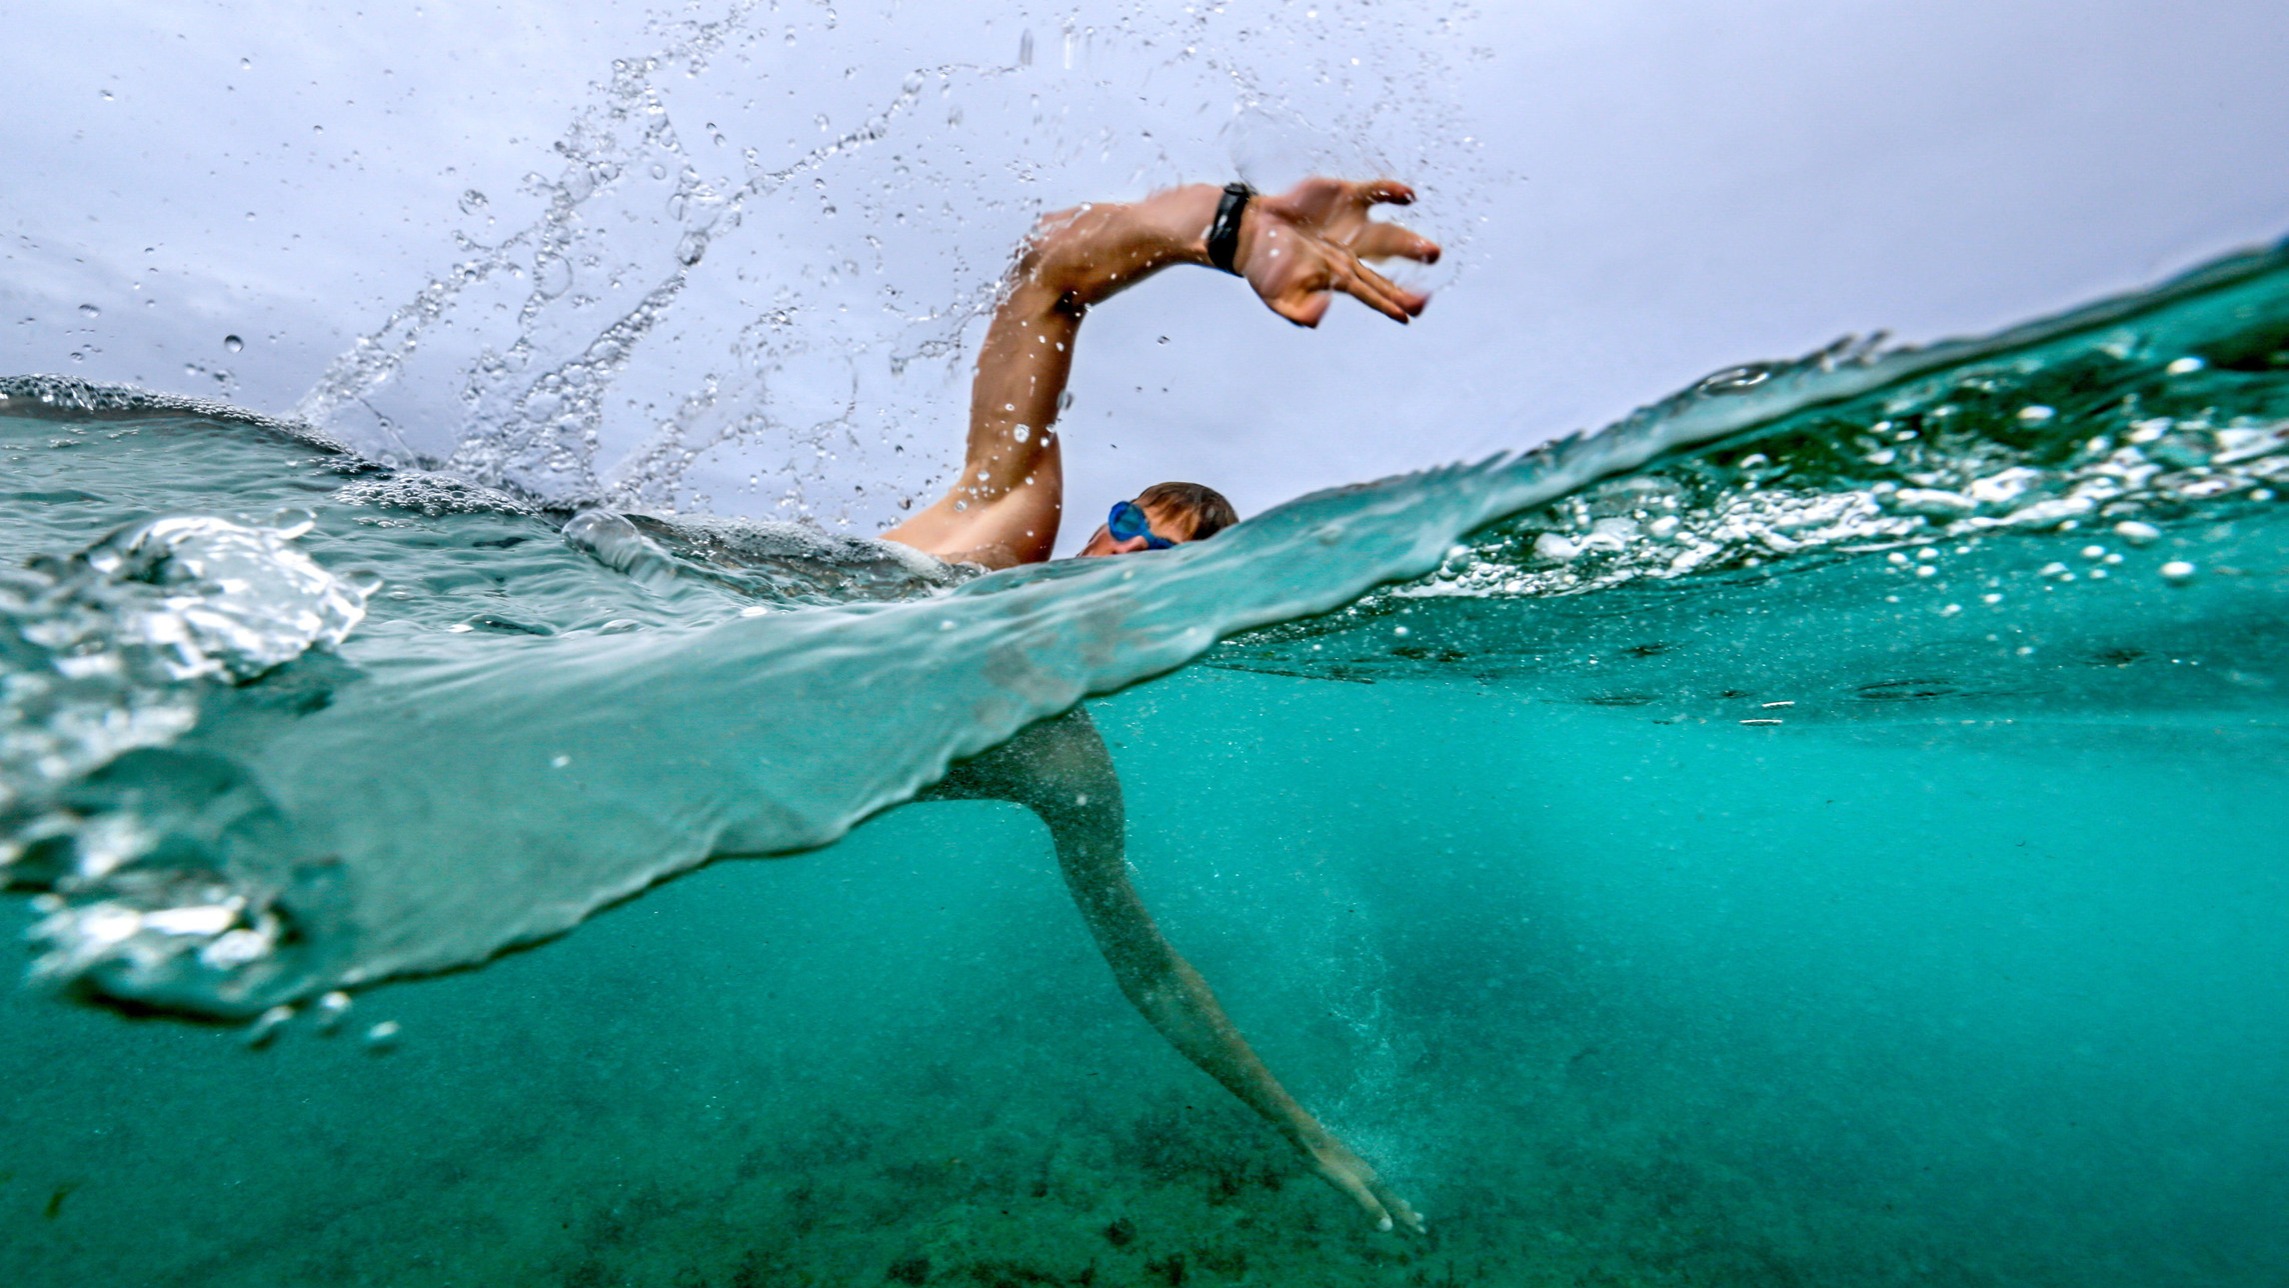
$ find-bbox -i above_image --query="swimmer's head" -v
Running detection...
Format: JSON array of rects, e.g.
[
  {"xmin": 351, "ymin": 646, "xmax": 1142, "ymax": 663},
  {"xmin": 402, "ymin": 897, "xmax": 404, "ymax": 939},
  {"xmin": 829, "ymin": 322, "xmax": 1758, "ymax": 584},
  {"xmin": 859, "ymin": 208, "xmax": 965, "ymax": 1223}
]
[{"xmin": 1078, "ymin": 481, "xmax": 1238, "ymax": 557}]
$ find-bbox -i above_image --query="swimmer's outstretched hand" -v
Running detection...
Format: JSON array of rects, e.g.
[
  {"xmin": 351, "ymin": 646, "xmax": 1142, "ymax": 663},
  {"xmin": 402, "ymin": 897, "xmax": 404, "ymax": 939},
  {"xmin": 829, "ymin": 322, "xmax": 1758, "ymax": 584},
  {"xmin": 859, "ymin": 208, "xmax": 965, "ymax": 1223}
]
[
  {"xmin": 1238, "ymin": 177, "xmax": 1443, "ymax": 328},
  {"xmin": 1306, "ymin": 1132, "xmax": 1426, "ymax": 1235}
]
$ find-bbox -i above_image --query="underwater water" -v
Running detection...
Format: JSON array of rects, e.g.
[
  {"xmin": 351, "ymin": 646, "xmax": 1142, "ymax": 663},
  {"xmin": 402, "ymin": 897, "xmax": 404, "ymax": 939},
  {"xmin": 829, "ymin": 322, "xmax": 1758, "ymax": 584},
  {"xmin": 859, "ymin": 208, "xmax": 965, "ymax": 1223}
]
[{"xmin": 3, "ymin": 240, "xmax": 2287, "ymax": 1286}]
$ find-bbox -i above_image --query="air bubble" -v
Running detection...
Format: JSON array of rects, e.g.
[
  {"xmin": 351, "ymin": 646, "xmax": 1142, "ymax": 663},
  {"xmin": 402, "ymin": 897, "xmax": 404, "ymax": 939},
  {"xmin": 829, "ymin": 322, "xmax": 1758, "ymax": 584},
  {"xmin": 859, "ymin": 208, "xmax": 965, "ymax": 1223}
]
[
  {"xmin": 2159, "ymin": 561, "xmax": 2197, "ymax": 582},
  {"xmin": 223, "ymin": 334, "xmax": 244, "ymax": 353},
  {"xmin": 78, "ymin": 303, "xmax": 100, "ymax": 319},
  {"xmin": 245, "ymin": 1004, "xmax": 293, "ymax": 1048},
  {"xmin": 458, "ymin": 189, "xmax": 489, "ymax": 214}
]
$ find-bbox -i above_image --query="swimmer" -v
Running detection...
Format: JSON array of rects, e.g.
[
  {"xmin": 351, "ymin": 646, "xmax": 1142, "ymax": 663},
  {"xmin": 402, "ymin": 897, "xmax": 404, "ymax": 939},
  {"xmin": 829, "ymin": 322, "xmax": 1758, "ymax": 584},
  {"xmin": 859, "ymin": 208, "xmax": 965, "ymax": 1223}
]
[
  {"xmin": 882, "ymin": 176, "xmax": 1439, "ymax": 568},
  {"xmin": 899, "ymin": 178, "xmax": 1438, "ymax": 1232}
]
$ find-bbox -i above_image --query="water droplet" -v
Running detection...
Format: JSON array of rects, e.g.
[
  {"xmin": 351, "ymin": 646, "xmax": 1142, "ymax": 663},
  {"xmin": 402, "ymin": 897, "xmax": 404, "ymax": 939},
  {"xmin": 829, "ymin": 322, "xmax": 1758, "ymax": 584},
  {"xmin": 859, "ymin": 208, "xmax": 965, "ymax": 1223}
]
[
  {"xmin": 223, "ymin": 334, "xmax": 244, "ymax": 353},
  {"xmin": 78, "ymin": 303, "xmax": 100, "ymax": 319},
  {"xmin": 99, "ymin": 89, "xmax": 114, "ymax": 102},
  {"xmin": 2159, "ymin": 561, "xmax": 2197, "ymax": 582},
  {"xmin": 2017, "ymin": 405, "xmax": 2055, "ymax": 422},
  {"xmin": 458, "ymin": 188, "xmax": 489, "ymax": 214},
  {"xmin": 364, "ymin": 1020, "xmax": 402, "ymax": 1050},
  {"xmin": 1011, "ymin": 424, "xmax": 1031, "ymax": 443},
  {"xmin": 1698, "ymin": 364, "xmax": 1771, "ymax": 395},
  {"xmin": 2113, "ymin": 520, "xmax": 2161, "ymax": 545},
  {"xmin": 239, "ymin": 56, "xmax": 252, "ymax": 71},
  {"xmin": 2165, "ymin": 356, "xmax": 2205, "ymax": 375},
  {"xmin": 265, "ymin": 506, "xmax": 316, "ymax": 539}
]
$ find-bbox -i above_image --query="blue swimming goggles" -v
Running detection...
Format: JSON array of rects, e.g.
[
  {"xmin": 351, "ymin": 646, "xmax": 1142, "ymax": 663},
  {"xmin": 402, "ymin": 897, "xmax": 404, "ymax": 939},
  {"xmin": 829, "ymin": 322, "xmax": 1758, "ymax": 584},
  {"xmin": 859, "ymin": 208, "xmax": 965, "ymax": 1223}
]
[{"xmin": 1107, "ymin": 499, "xmax": 1176, "ymax": 550}]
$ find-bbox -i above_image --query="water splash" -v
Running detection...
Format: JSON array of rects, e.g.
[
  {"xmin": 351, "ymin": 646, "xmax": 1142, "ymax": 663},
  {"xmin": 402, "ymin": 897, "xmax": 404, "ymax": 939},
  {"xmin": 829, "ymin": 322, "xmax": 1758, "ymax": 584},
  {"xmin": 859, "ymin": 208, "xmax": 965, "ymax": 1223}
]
[
  {"xmin": 1409, "ymin": 347, "xmax": 2289, "ymax": 602},
  {"xmin": 290, "ymin": 0, "xmax": 1486, "ymax": 527},
  {"xmin": 0, "ymin": 510, "xmax": 370, "ymax": 1012}
]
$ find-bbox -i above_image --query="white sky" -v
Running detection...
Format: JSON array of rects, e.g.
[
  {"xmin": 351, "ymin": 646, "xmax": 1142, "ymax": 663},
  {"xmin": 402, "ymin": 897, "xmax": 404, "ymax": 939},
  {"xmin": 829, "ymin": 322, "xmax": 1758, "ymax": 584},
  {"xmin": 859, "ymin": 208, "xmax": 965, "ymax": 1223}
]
[{"xmin": 7, "ymin": 1, "xmax": 2287, "ymax": 550}]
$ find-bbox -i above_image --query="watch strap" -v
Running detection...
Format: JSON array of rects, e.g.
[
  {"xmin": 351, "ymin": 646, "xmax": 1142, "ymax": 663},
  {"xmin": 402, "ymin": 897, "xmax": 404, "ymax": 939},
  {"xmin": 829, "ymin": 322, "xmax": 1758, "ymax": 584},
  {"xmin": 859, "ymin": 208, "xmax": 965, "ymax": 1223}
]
[{"xmin": 1205, "ymin": 182, "xmax": 1255, "ymax": 275}]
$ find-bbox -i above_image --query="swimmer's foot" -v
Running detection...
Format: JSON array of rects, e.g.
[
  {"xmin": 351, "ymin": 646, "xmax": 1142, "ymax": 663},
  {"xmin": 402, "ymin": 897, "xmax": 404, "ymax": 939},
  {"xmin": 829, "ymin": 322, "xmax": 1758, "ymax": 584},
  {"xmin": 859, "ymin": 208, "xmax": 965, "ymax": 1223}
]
[{"xmin": 1305, "ymin": 1136, "xmax": 1425, "ymax": 1235}]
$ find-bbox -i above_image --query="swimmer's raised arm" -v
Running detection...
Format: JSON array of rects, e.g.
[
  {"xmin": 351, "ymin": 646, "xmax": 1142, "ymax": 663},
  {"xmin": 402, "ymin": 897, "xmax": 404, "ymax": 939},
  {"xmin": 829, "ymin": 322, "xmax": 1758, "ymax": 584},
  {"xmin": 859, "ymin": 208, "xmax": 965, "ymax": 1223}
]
[{"xmin": 881, "ymin": 178, "xmax": 1440, "ymax": 568}]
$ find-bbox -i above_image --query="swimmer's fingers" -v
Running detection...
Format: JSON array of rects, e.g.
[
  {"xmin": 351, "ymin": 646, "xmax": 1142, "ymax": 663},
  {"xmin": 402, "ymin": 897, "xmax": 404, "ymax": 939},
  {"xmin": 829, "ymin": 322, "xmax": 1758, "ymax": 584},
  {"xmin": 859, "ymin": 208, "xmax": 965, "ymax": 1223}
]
[
  {"xmin": 1348, "ymin": 219, "xmax": 1441, "ymax": 265},
  {"xmin": 1369, "ymin": 1177, "xmax": 1427, "ymax": 1236},
  {"xmin": 1353, "ymin": 178, "xmax": 1416, "ymax": 209},
  {"xmin": 1308, "ymin": 1139, "xmax": 1426, "ymax": 1235},
  {"xmin": 1335, "ymin": 256, "xmax": 1426, "ymax": 321},
  {"xmin": 1261, "ymin": 253, "xmax": 1417, "ymax": 328},
  {"xmin": 1265, "ymin": 176, "xmax": 1410, "ymax": 236}
]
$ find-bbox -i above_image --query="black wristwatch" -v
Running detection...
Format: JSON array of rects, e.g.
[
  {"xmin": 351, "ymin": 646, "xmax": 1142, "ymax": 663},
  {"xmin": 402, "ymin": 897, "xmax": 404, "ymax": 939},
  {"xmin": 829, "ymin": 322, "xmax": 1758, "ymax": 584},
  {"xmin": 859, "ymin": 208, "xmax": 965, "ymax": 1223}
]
[{"xmin": 1205, "ymin": 181, "xmax": 1255, "ymax": 275}]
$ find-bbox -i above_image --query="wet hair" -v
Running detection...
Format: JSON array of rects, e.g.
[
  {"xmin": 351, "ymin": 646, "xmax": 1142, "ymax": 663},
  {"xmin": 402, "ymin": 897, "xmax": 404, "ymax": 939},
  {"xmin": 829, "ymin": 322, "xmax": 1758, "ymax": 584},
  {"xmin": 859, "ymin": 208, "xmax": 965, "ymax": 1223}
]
[{"xmin": 1134, "ymin": 481, "xmax": 1238, "ymax": 541}]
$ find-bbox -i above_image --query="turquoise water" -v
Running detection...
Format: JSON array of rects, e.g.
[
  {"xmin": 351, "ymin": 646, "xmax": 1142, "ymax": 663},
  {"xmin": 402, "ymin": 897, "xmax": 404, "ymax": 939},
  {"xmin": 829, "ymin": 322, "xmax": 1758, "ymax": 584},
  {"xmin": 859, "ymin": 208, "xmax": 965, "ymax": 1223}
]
[{"xmin": 3, "ymin": 243, "xmax": 2287, "ymax": 1284}]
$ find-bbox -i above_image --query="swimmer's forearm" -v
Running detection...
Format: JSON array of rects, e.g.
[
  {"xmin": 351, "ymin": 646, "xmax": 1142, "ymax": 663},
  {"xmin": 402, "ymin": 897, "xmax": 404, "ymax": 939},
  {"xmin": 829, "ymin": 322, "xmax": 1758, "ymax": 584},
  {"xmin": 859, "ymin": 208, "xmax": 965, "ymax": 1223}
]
[
  {"xmin": 1112, "ymin": 943, "xmax": 1343, "ymax": 1152},
  {"xmin": 1024, "ymin": 183, "xmax": 1241, "ymax": 307}
]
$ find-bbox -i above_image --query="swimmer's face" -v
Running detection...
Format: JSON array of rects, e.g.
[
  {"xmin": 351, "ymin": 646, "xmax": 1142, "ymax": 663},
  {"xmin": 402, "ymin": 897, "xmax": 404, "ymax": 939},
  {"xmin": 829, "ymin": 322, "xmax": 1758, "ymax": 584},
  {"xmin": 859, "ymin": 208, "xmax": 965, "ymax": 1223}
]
[{"xmin": 1078, "ymin": 500, "xmax": 1189, "ymax": 557}]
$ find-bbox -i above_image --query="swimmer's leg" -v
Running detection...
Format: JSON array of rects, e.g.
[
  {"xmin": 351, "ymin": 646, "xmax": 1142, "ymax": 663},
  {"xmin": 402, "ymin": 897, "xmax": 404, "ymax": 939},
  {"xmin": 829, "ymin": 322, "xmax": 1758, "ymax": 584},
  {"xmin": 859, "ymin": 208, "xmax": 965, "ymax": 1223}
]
[{"xmin": 924, "ymin": 708, "xmax": 1422, "ymax": 1233}]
